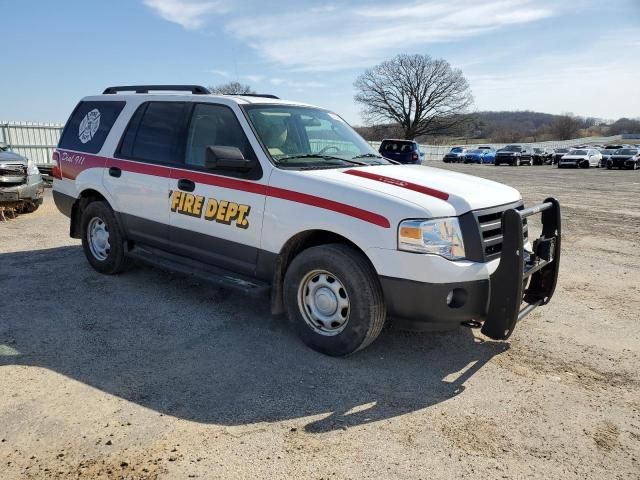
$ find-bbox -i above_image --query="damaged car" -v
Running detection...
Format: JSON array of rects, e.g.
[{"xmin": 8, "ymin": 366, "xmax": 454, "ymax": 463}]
[{"xmin": 0, "ymin": 143, "xmax": 45, "ymax": 214}]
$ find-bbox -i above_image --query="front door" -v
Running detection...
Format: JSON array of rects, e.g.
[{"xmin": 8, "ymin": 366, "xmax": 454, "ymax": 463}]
[{"xmin": 167, "ymin": 103, "xmax": 267, "ymax": 276}]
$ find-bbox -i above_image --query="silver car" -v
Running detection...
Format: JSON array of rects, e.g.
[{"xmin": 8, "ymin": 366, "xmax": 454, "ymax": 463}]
[{"xmin": 0, "ymin": 143, "xmax": 45, "ymax": 213}]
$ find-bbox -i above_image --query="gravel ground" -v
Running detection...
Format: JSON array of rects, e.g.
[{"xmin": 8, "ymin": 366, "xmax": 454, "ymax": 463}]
[{"xmin": 1, "ymin": 164, "xmax": 639, "ymax": 479}]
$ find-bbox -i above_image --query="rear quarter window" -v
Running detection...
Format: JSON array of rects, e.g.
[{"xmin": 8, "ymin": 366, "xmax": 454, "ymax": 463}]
[{"xmin": 58, "ymin": 101, "xmax": 125, "ymax": 153}]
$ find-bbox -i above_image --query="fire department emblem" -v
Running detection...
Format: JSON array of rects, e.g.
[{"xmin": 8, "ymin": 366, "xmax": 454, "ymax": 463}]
[{"xmin": 78, "ymin": 109, "xmax": 101, "ymax": 144}]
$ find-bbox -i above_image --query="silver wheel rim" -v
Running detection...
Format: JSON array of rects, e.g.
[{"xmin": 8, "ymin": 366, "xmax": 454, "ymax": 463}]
[
  {"xmin": 87, "ymin": 216, "xmax": 110, "ymax": 261},
  {"xmin": 298, "ymin": 269, "xmax": 350, "ymax": 336}
]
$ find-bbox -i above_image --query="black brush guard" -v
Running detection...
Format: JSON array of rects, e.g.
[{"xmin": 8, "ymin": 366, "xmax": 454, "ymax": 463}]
[{"xmin": 481, "ymin": 198, "xmax": 561, "ymax": 340}]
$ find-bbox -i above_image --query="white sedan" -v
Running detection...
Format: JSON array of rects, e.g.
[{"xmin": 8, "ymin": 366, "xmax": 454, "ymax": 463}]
[{"xmin": 558, "ymin": 148, "xmax": 602, "ymax": 168}]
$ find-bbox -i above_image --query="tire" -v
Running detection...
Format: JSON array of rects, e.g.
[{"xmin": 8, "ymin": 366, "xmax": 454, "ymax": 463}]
[
  {"xmin": 81, "ymin": 201, "xmax": 130, "ymax": 274},
  {"xmin": 606, "ymin": 165, "xmax": 612, "ymax": 170},
  {"xmin": 515, "ymin": 158, "xmax": 520, "ymax": 166},
  {"xmin": 283, "ymin": 243, "xmax": 386, "ymax": 356}
]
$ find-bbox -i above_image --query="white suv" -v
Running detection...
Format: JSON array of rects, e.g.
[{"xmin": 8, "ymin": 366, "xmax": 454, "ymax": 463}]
[{"xmin": 52, "ymin": 85, "xmax": 561, "ymax": 356}]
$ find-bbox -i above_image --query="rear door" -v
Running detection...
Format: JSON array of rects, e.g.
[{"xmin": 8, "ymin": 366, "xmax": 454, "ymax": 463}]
[
  {"xmin": 167, "ymin": 102, "xmax": 266, "ymax": 276},
  {"xmin": 105, "ymin": 101, "xmax": 190, "ymax": 249}
]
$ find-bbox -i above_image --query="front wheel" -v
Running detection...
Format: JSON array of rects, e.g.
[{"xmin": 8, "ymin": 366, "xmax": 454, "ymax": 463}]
[
  {"xmin": 283, "ymin": 244, "xmax": 386, "ymax": 356},
  {"xmin": 81, "ymin": 201, "xmax": 130, "ymax": 274}
]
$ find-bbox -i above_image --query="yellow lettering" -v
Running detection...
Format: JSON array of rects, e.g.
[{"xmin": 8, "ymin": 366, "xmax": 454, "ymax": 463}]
[
  {"xmin": 216, "ymin": 200, "xmax": 228, "ymax": 222},
  {"xmin": 170, "ymin": 191, "xmax": 182, "ymax": 212},
  {"xmin": 204, "ymin": 198, "xmax": 218, "ymax": 220},
  {"xmin": 183, "ymin": 194, "xmax": 194, "ymax": 214},
  {"xmin": 192, "ymin": 195, "xmax": 204, "ymax": 217},
  {"xmin": 236, "ymin": 205, "xmax": 251, "ymax": 229},
  {"xmin": 178, "ymin": 191, "xmax": 186, "ymax": 211},
  {"xmin": 224, "ymin": 202, "xmax": 238, "ymax": 223}
]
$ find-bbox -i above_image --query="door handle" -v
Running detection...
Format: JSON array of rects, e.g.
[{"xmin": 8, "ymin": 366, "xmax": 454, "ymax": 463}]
[
  {"xmin": 108, "ymin": 167, "xmax": 122, "ymax": 178},
  {"xmin": 177, "ymin": 179, "xmax": 196, "ymax": 192}
]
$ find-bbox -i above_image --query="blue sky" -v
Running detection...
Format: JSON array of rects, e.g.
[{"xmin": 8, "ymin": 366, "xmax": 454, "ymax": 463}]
[{"xmin": 1, "ymin": 0, "xmax": 639, "ymax": 125}]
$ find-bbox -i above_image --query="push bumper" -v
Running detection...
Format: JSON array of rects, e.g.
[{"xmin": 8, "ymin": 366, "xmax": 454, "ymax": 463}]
[
  {"xmin": 0, "ymin": 177, "xmax": 45, "ymax": 203},
  {"xmin": 380, "ymin": 199, "xmax": 561, "ymax": 338},
  {"xmin": 481, "ymin": 198, "xmax": 561, "ymax": 340}
]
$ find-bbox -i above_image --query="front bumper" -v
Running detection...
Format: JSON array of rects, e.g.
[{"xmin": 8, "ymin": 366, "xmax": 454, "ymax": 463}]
[
  {"xmin": 0, "ymin": 175, "xmax": 45, "ymax": 203},
  {"xmin": 381, "ymin": 199, "xmax": 561, "ymax": 339}
]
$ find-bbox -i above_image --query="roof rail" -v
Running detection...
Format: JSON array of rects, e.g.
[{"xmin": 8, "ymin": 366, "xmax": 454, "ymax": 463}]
[
  {"xmin": 102, "ymin": 85, "xmax": 210, "ymax": 95},
  {"xmin": 223, "ymin": 93, "xmax": 280, "ymax": 99}
]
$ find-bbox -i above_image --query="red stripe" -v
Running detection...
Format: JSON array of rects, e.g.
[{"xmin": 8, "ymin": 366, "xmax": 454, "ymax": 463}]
[
  {"xmin": 344, "ymin": 169, "xmax": 450, "ymax": 201},
  {"xmin": 57, "ymin": 150, "xmax": 390, "ymax": 228},
  {"xmin": 267, "ymin": 186, "xmax": 390, "ymax": 228}
]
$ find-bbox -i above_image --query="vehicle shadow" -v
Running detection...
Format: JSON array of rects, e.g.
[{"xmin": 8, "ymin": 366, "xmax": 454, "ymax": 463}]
[{"xmin": 0, "ymin": 246, "xmax": 509, "ymax": 433}]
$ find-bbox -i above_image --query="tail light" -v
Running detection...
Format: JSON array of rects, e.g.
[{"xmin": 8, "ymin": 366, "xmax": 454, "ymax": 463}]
[
  {"xmin": 52, "ymin": 150, "xmax": 62, "ymax": 179},
  {"xmin": 412, "ymin": 152, "xmax": 419, "ymax": 161}
]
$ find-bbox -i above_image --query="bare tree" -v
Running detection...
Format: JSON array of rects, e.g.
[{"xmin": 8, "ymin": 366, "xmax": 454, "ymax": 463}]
[
  {"xmin": 354, "ymin": 54, "xmax": 474, "ymax": 140},
  {"xmin": 552, "ymin": 114, "xmax": 582, "ymax": 140},
  {"xmin": 209, "ymin": 81, "xmax": 255, "ymax": 95}
]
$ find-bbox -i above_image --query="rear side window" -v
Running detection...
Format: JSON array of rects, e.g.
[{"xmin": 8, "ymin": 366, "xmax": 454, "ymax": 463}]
[
  {"xmin": 59, "ymin": 101, "xmax": 125, "ymax": 153},
  {"xmin": 118, "ymin": 102, "xmax": 189, "ymax": 164}
]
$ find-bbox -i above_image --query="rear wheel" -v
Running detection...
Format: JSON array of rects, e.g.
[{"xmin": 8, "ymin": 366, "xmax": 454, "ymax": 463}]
[
  {"xmin": 283, "ymin": 243, "xmax": 386, "ymax": 356},
  {"xmin": 81, "ymin": 201, "xmax": 130, "ymax": 274}
]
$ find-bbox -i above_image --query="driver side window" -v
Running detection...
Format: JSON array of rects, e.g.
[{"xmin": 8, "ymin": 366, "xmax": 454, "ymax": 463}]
[{"xmin": 185, "ymin": 103, "xmax": 255, "ymax": 168}]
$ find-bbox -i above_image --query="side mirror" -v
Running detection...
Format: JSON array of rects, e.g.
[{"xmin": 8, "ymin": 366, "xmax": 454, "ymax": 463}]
[{"xmin": 205, "ymin": 146, "xmax": 253, "ymax": 172}]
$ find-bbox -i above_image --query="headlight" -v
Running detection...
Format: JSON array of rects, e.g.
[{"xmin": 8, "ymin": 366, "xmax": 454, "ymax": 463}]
[
  {"xmin": 27, "ymin": 159, "xmax": 40, "ymax": 176},
  {"xmin": 398, "ymin": 218, "xmax": 466, "ymax": 260}
]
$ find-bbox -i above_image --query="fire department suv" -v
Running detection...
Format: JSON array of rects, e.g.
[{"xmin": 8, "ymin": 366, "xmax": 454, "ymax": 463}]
[{"xmin": 53, "ymin": 85, "xmax": 561, "ymax": 356}]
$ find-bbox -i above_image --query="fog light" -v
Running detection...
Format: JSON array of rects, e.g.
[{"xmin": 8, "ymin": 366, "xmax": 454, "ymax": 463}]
[{"xmin": 446, "ymin": 288, "xmax": 467, "ymax": 309}]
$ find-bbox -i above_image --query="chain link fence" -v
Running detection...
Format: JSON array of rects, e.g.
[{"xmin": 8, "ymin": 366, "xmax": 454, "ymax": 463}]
[{"xmin": 0, "ymin": 121, "xmax": 626, "ymax": 165}]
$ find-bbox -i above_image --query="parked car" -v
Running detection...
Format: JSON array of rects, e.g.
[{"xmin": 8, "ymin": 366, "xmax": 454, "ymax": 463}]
[
  {"xmin": 598, "ymin": 148, "xmax": 618, "ymax": 168},
  {"xmin": 606, "ymin": 148, "xmax": 640, "ymax": 170},
  {"xmin": 0, "ymin": 143, "xmax": 45, "ymax": 214},
  {"xmin": 51, "ymin": 84, "xmax": 562, "ymax": 355},
  {"xmin": 558, "ymin": 148, "xmax": 602, "ymax": 168},
  {"xmin": 532, "ymin": 147, "xmax": 553, "ymax": 165},
  {"xmin": 442, "ymin": 147, "xmax": 466, "ymax": 163},
  {"xmin": 495, "ymin": 145, "xmax": 533, "ymax": 166},
  {"xmin": 550, "ymin": 148, "xmax": 570, "ymax": 165},
  {"xmin": 379, "ymin": 139, "xmax": 424, "ymax": 165},
  {"xmin": 463, "ymin": 148, "xmax": 495, "ymax": 164}
]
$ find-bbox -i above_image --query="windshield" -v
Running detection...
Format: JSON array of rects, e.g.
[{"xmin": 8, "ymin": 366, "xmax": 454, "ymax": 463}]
[
  {"xmin": 503, "ymin": 145, "xmax": 522, "ymax": 152},
  {"xmin": 381, "ymin": 141, "xmax": 415, "ymax": 152},
  {"xmin": 569, "ymin": 150, "xmax": 587, "ymax": 155},
  {"xmin": 450, "ymin": 147, "xmax": 464, "ymax": 153},
  {"xmin": 468, "ymin": 149, "xmax": 483, "ymax": 154},
  {"xmin": 556, "ymin": 148, "xmax": 569, "ymax": 153},
  {"xmin": 243, "ymin": 105, "xmax": 389, "ymax": 168},
  {"xmin": 534, "ymin": 148, "xmax": 544, "ymax": 153},
  {"xmin": 617, "ymin": 149, "xmax": 638, "ymax": 155}
]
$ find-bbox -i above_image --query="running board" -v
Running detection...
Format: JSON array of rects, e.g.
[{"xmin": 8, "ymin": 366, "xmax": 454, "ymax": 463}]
[{"xmin": 127, "ymin": 245, "xmax": 270, "ymax": 295}]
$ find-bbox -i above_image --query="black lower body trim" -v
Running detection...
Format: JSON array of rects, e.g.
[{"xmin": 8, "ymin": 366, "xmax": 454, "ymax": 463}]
[
  {"xmin": 53, "ymin": 190, "xmax": 75, "ymax": 218},
  {"xmin": 380, "ymin": 276, "xmax": 489, "ymax": 330}
]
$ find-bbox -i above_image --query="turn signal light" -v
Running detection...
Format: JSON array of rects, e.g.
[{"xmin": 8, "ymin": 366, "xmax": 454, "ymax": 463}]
[{"xmin": 51, "ymin": 150, "xmax": 62, "ymax": 179}]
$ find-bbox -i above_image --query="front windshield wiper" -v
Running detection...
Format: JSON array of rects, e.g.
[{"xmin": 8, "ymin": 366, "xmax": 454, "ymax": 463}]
[
  {"xmin": 353, "ymin": 153, "xmax": 398, "ymax": 165},
  {"xmin": 276, "ymin": 154, "xmax": 368, "ymax": 166}
]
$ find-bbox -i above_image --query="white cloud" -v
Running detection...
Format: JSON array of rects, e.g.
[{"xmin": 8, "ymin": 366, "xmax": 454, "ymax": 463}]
[
  {"xmin": 227, "ymin": 0, "xmax": 554, "ymax": 71},
  {"xmin": 208, "ymin": 69, "xmax": 230, "ymax": 77},
  {"xmin": 143, "ymin": 0, "xmax": 230, "ymax": 29},
  {"xmin": 270, "ymin": 78, "xmax": 326, "ymax": 88},
  {"xmin": 243, "ymin": 74, "xmax": 264, "ymax": 83}
]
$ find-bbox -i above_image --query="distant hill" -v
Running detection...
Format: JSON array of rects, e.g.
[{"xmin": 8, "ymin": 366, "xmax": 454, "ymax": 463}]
[{"xmin": 355, "ymin": 111, "xmax": 640, "ymax": 144}]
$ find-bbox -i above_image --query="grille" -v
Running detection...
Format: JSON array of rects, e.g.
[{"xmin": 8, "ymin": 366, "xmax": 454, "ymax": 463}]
[
  {"xmin": 0, "ymin": 164, "xmax": 27, "ymax": 176},
  {"xmin": 474, "ymin": 202, "xmax": 528, "ymax": 261}
]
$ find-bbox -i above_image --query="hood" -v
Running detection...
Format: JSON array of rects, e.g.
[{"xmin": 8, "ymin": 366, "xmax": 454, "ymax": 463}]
[
  {"xmin": 0, "ymin": 151, "xmax": 27, "ymax": 165},
  {"xmin": 303, "ymin": 164, "xmax": 521, "ymax": 216}
]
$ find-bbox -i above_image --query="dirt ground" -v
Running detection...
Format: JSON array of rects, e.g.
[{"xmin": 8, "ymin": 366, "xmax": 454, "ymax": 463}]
[{"xmin": 1, "ymin": 164, "xmax": 639, "ymax": 479}]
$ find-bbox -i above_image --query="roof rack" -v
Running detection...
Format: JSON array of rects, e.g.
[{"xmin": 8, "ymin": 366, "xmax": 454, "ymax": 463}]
[
  {"xmin": 102, "ymin": 85, "xmax": 210, "ymax": 95},
  {"xmin": 224, "ymin": 93, "xmax": 280, "ymax": 99}
]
